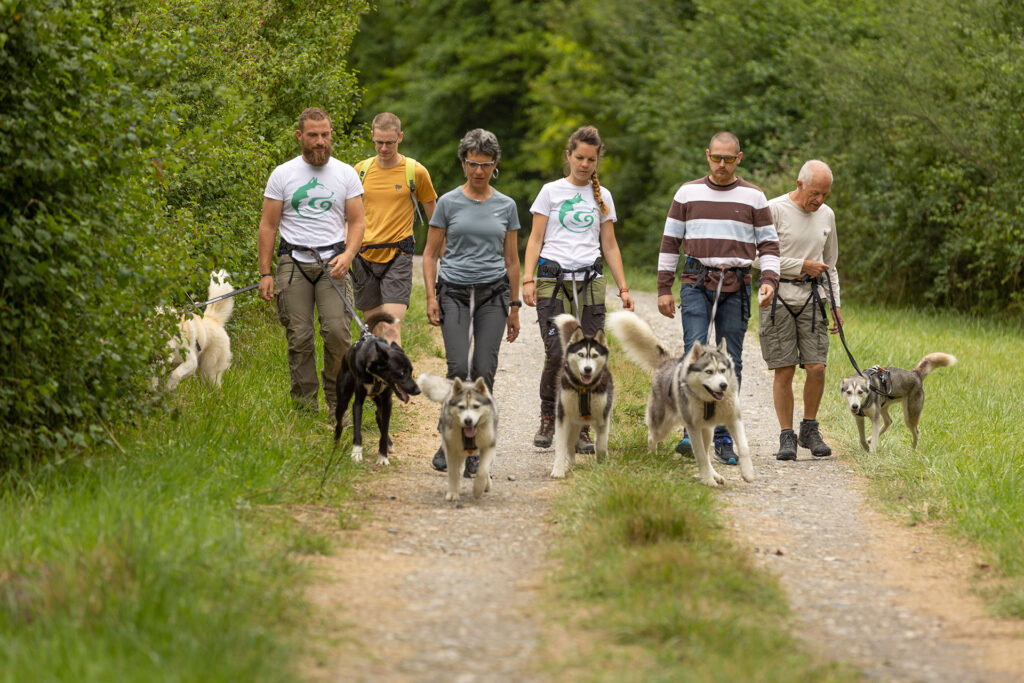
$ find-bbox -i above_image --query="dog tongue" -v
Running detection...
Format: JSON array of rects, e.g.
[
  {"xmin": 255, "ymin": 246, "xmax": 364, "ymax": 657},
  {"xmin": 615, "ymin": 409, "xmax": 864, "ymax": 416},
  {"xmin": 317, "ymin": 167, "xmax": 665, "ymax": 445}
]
[{"xmin": 463, "ymin": 426, "xmax": 476, "ymax": 438}]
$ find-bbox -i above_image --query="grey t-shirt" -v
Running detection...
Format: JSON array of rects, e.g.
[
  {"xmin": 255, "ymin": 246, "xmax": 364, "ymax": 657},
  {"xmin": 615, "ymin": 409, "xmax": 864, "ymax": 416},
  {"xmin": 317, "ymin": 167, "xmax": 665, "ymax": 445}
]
[{"xmin": 431, "ymin": 187, "xmax": 520, "ymax": 285}]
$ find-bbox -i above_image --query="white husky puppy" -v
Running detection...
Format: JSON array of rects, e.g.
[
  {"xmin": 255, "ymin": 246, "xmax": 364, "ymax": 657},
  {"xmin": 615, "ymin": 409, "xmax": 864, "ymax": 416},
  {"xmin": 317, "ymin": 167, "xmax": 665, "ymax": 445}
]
[
  {"xmin": 607, "ymin": 311, "xmax": 754, "ymax": 487},
  {"xmin": 550, "ymin": 314, "xmax": 613, "ymax": 479},
  {"xmin": 163, "ymin": 269, "xmax": 234, "ymax": 391},
  {"xmin": 417, "ymin": 373, "xmax": 497, "ymax": 502},
  {"xmin": 840, "ymin": 352, "xmax": 956, "ymax": 451}
]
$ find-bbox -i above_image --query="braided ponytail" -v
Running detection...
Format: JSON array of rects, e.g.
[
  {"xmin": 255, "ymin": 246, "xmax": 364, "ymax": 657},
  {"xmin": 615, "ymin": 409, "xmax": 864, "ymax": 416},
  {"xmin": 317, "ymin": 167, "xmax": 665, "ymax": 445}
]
[{"xmin": 591, "ymin": 173, "xmax": 610, "ymax": 215}]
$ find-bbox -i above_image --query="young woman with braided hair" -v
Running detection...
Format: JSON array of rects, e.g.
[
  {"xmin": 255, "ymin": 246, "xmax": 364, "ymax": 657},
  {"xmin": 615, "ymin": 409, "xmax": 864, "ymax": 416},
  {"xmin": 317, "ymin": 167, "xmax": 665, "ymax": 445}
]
[{"xmin": 522, "ymin": 125, "xmax": 634, "ymax": 454}]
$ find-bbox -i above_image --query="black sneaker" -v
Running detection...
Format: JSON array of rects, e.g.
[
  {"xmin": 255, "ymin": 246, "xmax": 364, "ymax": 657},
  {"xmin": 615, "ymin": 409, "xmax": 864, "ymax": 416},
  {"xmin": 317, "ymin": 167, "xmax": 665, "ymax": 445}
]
[
  {"xmin": 798, "ymin": 419, "xmax": 832, "ymax": 458},
  {"xmin": 432, "ymin": 447, "xmax": 447, "ymax": 472},
  {"xmin": 464, "ymin": 455, "xmax": 479, "ymax": 479},
  {"xmin": 776, "ymin": 429, "xmax": 798, "ymax": 461},
  {"xmin": 713, "ymin": 435, "xmax": 738, "ymax": 466}
]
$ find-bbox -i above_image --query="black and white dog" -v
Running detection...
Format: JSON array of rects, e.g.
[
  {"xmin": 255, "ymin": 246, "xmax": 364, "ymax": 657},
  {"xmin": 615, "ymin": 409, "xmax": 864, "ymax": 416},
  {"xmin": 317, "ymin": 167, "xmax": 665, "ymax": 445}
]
[
  {"xmin": 333, "ymin": 313, "xmax": 420, "ymax": 466},
  {"xmin": 550, "ymin": 314, "xmax": 613, "ymax": 479}
]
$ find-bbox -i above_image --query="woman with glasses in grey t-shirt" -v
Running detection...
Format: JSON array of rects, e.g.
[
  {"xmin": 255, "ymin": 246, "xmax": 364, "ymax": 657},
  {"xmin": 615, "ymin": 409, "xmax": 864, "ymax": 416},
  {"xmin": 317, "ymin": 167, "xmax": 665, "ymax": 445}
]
[{"xmin": 422, "ymin": 128, "xmax": 522, "ymax": 474}]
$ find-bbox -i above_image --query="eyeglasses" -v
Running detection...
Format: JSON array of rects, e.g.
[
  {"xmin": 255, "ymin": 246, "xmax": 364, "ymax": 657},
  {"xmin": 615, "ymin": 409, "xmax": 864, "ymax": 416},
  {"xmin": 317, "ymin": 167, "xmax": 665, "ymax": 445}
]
[
  {"xmin": 463, "ymin": 159, "xmax": 497, "ymax": 170},
  {"xmin": 373, "ymin": 139, "xmax": 399, "ymax": 147},
  {"xmin": 708, "ymin": 153, "xmax": 739, "ymax": 164}
]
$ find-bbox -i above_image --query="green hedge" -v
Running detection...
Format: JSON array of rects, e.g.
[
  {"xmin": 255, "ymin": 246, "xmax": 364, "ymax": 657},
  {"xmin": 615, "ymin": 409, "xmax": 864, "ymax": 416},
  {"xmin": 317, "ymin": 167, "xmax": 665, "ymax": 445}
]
[{"xmin": 0, "ymin": 0, "xmax": 369, "ymax": 463}]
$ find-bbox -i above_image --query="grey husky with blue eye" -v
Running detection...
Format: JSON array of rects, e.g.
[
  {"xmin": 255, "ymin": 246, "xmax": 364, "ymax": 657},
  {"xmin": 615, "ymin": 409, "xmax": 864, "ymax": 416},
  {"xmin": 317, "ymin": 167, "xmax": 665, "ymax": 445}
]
[
  {"xmin": 607, "ymin": 311, "xmax": 754, "ymax": 487},
  {"xmin": 417, "ymin": 374, "xmax": 497, "ymax": 503}
]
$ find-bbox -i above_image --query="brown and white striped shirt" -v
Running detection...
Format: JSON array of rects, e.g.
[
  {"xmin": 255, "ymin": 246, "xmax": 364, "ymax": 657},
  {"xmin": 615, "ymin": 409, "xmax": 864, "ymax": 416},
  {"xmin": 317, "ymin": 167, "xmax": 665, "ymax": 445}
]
[{"xmin": 657, "ymin": 176, "xmax": 780, "ymax": 295}]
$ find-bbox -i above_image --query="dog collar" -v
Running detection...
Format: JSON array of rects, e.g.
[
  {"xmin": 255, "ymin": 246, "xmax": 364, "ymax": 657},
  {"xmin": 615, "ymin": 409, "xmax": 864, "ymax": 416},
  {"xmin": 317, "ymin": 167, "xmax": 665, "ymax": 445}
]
[
  {"xmin": 703, "ymin": 401, "xmax": 715, "ymax": 420},
  {"xmin": 462, "ymin": 432, "xmax": 477, "ymax": 454}
]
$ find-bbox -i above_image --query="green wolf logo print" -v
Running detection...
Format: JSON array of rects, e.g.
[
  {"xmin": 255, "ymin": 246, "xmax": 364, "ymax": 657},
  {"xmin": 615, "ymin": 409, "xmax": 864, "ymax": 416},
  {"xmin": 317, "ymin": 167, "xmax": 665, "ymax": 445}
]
[
  {"xmin": 292, "ymin": 177, "xmax": 335, "ymax": 218},
  {"xmin": 557, "ymin": 193, "xmax": 597, "ymax": 233}
]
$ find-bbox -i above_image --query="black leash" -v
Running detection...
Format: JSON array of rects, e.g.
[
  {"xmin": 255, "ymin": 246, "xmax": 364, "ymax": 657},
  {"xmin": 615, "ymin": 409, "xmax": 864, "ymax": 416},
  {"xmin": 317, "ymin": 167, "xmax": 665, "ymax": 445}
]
[
  {"xmin": 822, "ymin": 273, "xmax": 897, "ymax": 399},
  {"xmin": 822, "ymin": 272, "xmax": 862, "ymax": 376},
  {"xmin": 291, "ymin": 245, "xmax": 372, "ymax": 339}
]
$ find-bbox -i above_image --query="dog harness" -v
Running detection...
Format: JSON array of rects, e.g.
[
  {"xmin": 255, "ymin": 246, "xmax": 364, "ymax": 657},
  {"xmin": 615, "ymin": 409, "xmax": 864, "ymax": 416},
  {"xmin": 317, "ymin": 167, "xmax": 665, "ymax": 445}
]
[{"xmin": 577, "ymin": 386, "xmax": 591, "ymax": 420}]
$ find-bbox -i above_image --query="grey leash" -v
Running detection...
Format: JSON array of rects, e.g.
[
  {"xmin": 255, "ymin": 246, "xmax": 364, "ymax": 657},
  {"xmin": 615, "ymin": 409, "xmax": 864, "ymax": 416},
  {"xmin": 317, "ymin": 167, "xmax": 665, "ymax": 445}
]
[
  {"xmin": 705, "ymin": 267, "xmax": 727, "ymax": 342},
  {"xmin": 294, "ymin": 246, "xmax": 372, "ymax": 339},
  {"xmin": 571, "ymin": 276, "xmax": 582, "ymax": 321},
  {"xmin": 465, "ymin": 286, "xmax": 476, "ymax": 381},
  {"xmin": 186, "ymin": 283, "xmax": 260, "ymax": 310}
]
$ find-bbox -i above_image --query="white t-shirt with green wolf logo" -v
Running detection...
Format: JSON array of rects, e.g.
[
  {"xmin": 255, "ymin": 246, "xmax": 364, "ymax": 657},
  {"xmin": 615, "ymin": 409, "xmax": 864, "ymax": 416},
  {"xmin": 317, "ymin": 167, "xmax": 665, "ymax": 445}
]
[
  {"xmin": 530, "ymin": 177, "xmax": 616, "ymax": 280},
  {"xmin": 264, "ymin": 156, "xmax": 364, "ymax": 262}
]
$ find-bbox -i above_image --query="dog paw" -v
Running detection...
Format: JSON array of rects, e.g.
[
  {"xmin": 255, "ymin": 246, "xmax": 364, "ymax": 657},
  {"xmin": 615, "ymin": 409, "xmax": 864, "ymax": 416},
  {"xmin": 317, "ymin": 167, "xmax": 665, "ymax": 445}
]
[
  {"xmin": 350, "ymin": 445, "xmax": 363, "ymax": 462},
  {"xmin": 444, "ymin": 491, "xmax": 460, "ymax": 502},
  {"xmin": 376, "ymin": 455, "xmax": 390, "ymax": 466},
  {"xmin": 550, "ymin": 468, "xmax": 566, "ymax": 479}
]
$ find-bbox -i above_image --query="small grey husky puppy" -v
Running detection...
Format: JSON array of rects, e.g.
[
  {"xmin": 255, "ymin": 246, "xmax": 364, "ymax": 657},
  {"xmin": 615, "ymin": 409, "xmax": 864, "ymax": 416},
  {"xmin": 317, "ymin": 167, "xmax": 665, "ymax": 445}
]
[
  {"xmin": 607, "ymin": 311, "xmax": 754, "ymax": 487},
  {"xmin": 417, "ymin": 374, "xmax": 496, "ymax": 502},
  {"xmin": 840, "ymin": 352, "xmax": 956, "ymax": 451},
  {"xmin": 550, "ymin": 314, "xmax": 613, "ymax": 479}
]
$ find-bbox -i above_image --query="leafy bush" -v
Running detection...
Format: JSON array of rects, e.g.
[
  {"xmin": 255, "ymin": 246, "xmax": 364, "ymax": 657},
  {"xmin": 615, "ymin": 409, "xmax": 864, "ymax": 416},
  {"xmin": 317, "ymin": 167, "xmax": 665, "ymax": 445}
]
[{"xmin": 0, "ymin": 0, "xmax": 369, "ymax": 463}]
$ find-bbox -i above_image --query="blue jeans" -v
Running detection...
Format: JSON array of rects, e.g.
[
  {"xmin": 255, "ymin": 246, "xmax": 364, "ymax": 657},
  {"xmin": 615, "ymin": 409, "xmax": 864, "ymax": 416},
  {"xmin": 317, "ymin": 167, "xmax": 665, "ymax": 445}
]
[{"xmin": 679, "ymin": 283, "xmax": 751, "ymax": 441}]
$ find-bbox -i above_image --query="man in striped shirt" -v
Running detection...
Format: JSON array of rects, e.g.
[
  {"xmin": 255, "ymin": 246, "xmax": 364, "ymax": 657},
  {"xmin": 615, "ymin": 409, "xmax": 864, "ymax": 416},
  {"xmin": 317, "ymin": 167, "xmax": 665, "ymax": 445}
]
[{"xmin": 656, "ymin": 131, "xmax": 780, "ymax": 465}]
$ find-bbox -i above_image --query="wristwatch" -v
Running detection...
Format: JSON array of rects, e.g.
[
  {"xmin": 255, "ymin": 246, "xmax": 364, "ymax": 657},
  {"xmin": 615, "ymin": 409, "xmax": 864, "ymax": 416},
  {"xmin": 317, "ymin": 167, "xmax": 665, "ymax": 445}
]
[{"xmin": 509, "ymin": 300, "xmax": 523, "ymax": 307}]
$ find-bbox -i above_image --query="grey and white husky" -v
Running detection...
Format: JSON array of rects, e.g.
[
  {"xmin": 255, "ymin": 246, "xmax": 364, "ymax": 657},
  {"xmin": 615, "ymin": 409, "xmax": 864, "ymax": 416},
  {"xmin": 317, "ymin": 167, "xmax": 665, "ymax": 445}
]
[
  {"xmin": 550, "ymin": 314, "xmax": 613, "ymax": 479},
  {"xmin": 606, "ymin": 312, "xmax": 754, "ymax": 487},
  {"xmin": 840, "ymin": 352, "xmax": 956, "ymax": 451},
  {"xmin": 417, "ymin": 374, "xmax": 496, "ymax": 502}
]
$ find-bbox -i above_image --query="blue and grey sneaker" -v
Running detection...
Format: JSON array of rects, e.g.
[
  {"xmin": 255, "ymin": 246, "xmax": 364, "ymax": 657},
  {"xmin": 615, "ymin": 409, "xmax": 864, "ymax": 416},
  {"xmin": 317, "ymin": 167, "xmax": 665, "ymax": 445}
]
[
  {"xmin": 674, "ymin": 430, "xmax": 693, "ymax": 456},
  {"xmin": 713, "ymin": 435, "xmax": 738, "ymax": 466}
]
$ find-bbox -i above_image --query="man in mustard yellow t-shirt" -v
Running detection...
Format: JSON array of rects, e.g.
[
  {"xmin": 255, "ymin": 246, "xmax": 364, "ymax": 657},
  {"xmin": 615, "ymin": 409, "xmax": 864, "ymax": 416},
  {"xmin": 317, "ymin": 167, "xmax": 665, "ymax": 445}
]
[{"xmin": 351, "ymin": 113, "xmax": 438, "ymax": 344}]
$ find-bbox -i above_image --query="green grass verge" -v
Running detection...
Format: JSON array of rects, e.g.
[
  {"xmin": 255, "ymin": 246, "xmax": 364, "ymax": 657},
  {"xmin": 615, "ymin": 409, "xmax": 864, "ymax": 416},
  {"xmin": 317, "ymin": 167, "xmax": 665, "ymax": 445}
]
[
  {"xmin": 544, "ymin": 344, "xmax": 856, "ymax": 681},
  {"xmin": 809, "ymin": 298, "xmax": 1024, "ymax": 617},
  {"xmin": 0, "ymin": 292, "xmax": 435, "ymax": 681}
]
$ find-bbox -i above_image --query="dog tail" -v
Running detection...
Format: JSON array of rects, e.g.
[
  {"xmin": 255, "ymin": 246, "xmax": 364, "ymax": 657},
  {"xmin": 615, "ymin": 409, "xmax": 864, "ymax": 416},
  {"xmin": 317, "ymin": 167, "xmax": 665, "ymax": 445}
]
[
  {"xmin": 606, "ymin": 311, "xmax": 671, "ymax": 372},
  {"xmin": 914, "ymin": 352, "xmax": 957, "ymax": 379},
  {"xmin": 204, "ymin": 269, "xmax": 234, "ymax": 324},
  {"xmin": 416, "ymin": 373, "xmax": 451, "ymax": 403},
  {"xmin": 552, "ymin": 313, "xmax": 581, "ymax": 352}
]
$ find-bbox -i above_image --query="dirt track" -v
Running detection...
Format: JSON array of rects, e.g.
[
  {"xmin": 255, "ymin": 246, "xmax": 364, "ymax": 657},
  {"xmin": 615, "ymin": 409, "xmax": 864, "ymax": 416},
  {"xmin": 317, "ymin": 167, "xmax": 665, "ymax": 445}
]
[{"xmin": 302, "ymin": 283, "xmax": 1024, "ymax": 682}]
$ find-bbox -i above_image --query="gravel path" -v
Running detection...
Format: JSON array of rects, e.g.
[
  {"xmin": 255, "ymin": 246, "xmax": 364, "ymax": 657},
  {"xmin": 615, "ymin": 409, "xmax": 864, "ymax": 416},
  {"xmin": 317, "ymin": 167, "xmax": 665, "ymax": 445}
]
[{"xmin": 303, "ymin": 281, "xmax": 1024, "ymax": 682}]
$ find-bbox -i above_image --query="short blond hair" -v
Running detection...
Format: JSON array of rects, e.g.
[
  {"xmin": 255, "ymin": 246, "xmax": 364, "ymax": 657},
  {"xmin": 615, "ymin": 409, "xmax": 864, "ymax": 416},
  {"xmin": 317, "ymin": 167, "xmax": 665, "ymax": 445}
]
[{"xmin": 371, "ymin": 112, "xmax": 401, "ymax": 132}]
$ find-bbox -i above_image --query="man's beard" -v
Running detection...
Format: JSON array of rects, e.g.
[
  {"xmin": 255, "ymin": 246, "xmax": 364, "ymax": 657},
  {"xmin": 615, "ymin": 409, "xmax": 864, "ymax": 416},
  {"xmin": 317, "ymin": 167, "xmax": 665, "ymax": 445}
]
[{"xmin": 303, "ymin": 143, "xmax": 332, "ymax": 166}]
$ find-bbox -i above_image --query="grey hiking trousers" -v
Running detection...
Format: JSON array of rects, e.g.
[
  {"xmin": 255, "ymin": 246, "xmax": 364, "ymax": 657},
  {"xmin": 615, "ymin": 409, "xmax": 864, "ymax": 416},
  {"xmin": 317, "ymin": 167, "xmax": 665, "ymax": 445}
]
[{"xmin": 436, "ymin": 276, "xmax": 510, "ymax": 392}]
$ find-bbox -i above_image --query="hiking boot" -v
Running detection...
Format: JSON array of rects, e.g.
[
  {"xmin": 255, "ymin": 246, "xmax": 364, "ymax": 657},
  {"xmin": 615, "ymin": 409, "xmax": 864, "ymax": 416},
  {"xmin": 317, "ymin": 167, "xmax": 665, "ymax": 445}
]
[
  {"xmin": 799, "ymin": 419, "xmax": 832, "ymax": 458},
  {"xmin": 713, "ymin": 435, "xmax": 738, "ymax": 466},
  {"xmin": 432, "ymin": 446, "xmax": 447, "ymax": 472},
  {"xmin": 776, "ymin": 429, "xmax": 798, "ymax": 461},
  {"xmin": 674, "ymin": 430, "xmax": 693, "ymax": 456},
  {"xmin": 464, "ymin": 455, "xmax": 479, "ymax": 479},
  {"xmin": 575, "ymin": 425, "xmax": 596, "ymax": 454},
  {"xmin": 533, "ymin": 413, "xmax": 555, "ymax": 448}
]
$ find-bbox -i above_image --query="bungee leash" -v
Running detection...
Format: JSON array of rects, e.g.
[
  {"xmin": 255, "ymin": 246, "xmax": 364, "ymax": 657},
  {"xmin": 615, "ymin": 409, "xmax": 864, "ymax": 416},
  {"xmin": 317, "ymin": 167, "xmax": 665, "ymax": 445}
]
[{"xmin": 292, "ymin": 245, "xmax": 372, "ymax": 339}]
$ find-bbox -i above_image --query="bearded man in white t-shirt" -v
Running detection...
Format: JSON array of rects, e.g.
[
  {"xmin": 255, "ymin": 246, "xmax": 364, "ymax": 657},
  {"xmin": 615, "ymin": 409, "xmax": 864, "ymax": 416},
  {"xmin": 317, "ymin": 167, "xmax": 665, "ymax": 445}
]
[{"xmin": 257, "ymin": 107, "xmax": 365, "ymax": 416}]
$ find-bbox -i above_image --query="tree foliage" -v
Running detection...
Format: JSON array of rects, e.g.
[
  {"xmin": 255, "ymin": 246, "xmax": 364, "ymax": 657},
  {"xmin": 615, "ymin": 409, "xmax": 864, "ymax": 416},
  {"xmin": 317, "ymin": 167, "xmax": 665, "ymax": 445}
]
[
  {"xmin": 353, "ymin": 0, "xmax": 1023, "ymax": 316},
  {"xmin": 0, "ymin": 0, "xmax": 369, "ymax": 462}
]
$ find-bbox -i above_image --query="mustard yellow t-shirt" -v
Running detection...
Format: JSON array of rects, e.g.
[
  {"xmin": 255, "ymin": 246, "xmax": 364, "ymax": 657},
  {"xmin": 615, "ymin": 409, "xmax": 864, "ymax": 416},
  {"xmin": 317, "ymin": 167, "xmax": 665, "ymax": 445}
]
[{"xmin": 359, "ymin": 156, "xmax": 438, "ymax": 263}]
